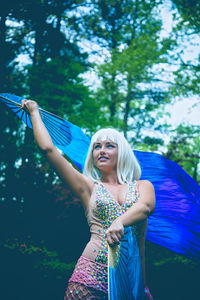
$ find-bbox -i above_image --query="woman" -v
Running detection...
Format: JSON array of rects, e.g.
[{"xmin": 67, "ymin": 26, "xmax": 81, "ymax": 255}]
[{"xmin": 21, "ymin": 99, "xmax": 155, "ymax": 299}]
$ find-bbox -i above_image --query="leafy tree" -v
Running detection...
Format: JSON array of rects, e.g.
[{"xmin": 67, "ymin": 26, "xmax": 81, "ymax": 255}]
[
  {"xmin": 95, "ymin": 34, "xmax": 173, "ymax": 141},
  {"xmin": 0, "ymin": 0, "xmax": 93, "ymax": 247},
  {"xmin": 0, "ymin": 1, "xmax": 28, "ymax": 93},
  {"xmin": 165, "ymin": 124, "xmax": 200, "ymax": 183},
  {"xmin": 166, "ymin": 0, "xmax": 200, "ymax": 99},
  {"xmin": 0, "ymin": 1, "xmax": 29, "ymax": 239},
  {"xmin": 76, "ymin": 0, "xmax": 175, "ymax": 145},
  {"xmin": 172, "ymin": 0, "xmax": 200, "ymax": 33}
]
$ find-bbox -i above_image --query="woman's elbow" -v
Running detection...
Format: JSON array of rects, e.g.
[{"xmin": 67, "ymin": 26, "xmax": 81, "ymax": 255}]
[
  {"xmin": 146, "ymin": 201, "xmax": 155, "ymax": 216},
  {"xmin": 40, "ymin": 145, "xmax": 55, "ymax": 154},
  {"xmin": 143, "ymin": 205, "xmax": 150, "ymax": 217},
  {"xmin": 141, "ymin": 202, "xmax": 154, "ymax": 218}
]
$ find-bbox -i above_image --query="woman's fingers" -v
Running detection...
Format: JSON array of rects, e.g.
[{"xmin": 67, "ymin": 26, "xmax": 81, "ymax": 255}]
[
  {"xmin": 21, "ymin": 100, "xmax": 29, "ymax": 113},
  {"xmin": 108, "ymin": 232, "xmax": 119, "ymax": 244},
  {"xmin": 106, "ymin": 229, "xmax": 123, "ymax": 246},
  {"xmin": 115, "ymin": 230, "xmax": 123, "ymax": 241},
  {"xmin": 106, "ymin": 234, "xmax": 113, "ymax": 246},
  {"xmin": 107, "ymin": 234, "xmax": 119, "ymax": 246},
  {"xmin": 21, "ymin": 99, "xmax": 38, "ymax": 113},
  {"xmin": 21, "ymin": 99, "xmax": 27, "ymax": 108},
  {"xmin": 106, "ymin": 219, "xmax": 124, "ymax": 246}
]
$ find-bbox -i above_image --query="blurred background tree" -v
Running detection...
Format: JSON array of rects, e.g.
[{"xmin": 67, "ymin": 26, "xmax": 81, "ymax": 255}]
[
  {"xmin": 165, "ymin": 124, "xmax": 200, "ymax": 183},
  {"xmin": 170, "ymin": 0, "xmax": 200, "ymax": 98}
]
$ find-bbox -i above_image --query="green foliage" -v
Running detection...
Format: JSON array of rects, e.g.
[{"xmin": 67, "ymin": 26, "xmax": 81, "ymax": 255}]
[
  {"xmin": 165, "ymin": 124, "xmax": 200, "ymax": 183},
  {"xmin": 168, "ymin": 1, "xmax": 200, "ymax": 99},
  {"xmin": 172, "ymin": 0, "xmax": 200, "ymax": 32},
  {"xmin": 170, "ymin": 56, "xmax": 200, "ymax": 97},
  {"xmin": 145, "ymin": 240, "xmax": 199, "ymax": 299},
  {"xmin": 0, "ymin": 237, "xmax": 74, "ymax": 299},
  {"xmin": 79, "ymin": 0, "xmax": 162, "ymax": 48},
  {"xmin": 27, "ymin": 54, "xmax": 101, "ymax": 132},
  {"xmin": 142, "ymin": 136, "xmax": 164, "ymax": 151},
  {"xmin": 89, "ymin": 1, "xmax": 175, "ymax": 141},
  {"xmin": 146, "ymin": 240, "xmax": 198, "ymax": 268},
  {"xmin": 3, "ymin": 237, "xmax": 75, "ymax": 276}
]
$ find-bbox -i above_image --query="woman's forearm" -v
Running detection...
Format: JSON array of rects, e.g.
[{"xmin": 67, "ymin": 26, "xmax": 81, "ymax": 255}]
[
  {"xmin": 118, "ymin": 202, "xmax": 150, "ymax": 227},
  {"xmin": 30, "ymin": 110, "xmax": 54, "ymax": 152},
  {"xmin": 119, "ymin": 180, "xmax": 155, "ymax": 227},
  {"xmin": 21, "ymin": 99, "xmax": 94, "ymax": 207}
]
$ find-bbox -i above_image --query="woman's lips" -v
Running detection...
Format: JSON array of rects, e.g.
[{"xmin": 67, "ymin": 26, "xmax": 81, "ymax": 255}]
[{"xmin": 98, "ymin": 156, "xmax": 109, "ymax": 161}]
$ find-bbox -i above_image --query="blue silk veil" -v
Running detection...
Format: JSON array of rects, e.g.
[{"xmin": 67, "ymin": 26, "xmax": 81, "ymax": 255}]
[
  {"xmin": 1, "ymin": 93, "xmax": 200, "ymax": 298},
  {"xmin": 135, "ymin": 151, "xmax": 200, "ymax": 261},
  {"xmin": 108, "ymin": 227, "xmax": 144, "ymax": 300}
]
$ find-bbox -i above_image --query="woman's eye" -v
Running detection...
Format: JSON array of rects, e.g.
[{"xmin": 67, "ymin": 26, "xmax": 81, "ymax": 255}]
[
  {"xmin": 94, "ymin": 145, "xmax": 101, "ymax": 149},
  {"xmin": 107, "ymin": 144, "xmax": 114, "ymax": 148}
]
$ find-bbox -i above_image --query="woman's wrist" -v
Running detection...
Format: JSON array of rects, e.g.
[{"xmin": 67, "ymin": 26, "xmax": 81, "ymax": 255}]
[
  {"xmin": 30, "ymin": 108, "xmax": 40, "ymax": 118},
  {"xmin": 115, "ymin": 215, "xmax": 124, "ymax": 226},
  {"xmin": 117, "ymin": 214, "xmax": 128, "ymax": 227}
]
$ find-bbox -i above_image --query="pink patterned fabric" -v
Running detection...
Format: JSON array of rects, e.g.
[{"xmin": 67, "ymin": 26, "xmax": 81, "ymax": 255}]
[
  {"xmin": 69, "ymin": 256, "xmax": 107, "ymax": 293},
  {"xmin": 144, "ymin": 286, "xmax": 154, "ymax": 300},
  {"xmin": 65, "ymin": 256, "xmax": 108, "ymax": 299},
  {"xmin": 65, "ymin": 282, "xmax": 107, "ymax": 299}
]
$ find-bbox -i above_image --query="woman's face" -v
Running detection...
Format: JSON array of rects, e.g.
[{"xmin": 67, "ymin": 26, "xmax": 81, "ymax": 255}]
[{"xmin": 92, "ymin": 139, "xmax": 118, "ymax": 172}]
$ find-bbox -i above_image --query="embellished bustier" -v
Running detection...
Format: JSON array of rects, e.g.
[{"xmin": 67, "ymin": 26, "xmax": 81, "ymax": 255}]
[{"xmin": 81, "ymin": 181, "xmax": 139, "ymax": 265}]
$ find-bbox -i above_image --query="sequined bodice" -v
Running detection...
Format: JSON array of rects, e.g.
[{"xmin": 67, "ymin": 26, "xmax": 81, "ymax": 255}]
[{"xmin": 81, "ymin": 181, "xmax": 139, "ymax": 265}]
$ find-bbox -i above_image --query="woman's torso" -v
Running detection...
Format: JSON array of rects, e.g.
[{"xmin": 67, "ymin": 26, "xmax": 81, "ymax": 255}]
[{"xmin": 81, "ymin": 180, "xmax": 143, "ymax": 265}]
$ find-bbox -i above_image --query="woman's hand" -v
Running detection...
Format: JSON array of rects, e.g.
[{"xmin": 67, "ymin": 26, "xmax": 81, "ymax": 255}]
[
  {"xmin": 21, "ymin": 99, "xmax": 39, "ymax": 114},
  {"xmin": 106, "ymin": 218, "xmax": 124, "ymax": 246}
]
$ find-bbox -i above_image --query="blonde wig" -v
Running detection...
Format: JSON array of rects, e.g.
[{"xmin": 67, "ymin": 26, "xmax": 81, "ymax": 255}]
[{"xmin": 83, "ymin": 128, "xmax": 141, "ymax": 184}]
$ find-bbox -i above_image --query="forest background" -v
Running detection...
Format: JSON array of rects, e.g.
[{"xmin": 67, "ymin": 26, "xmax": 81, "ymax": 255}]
[{"xmin": 0, "ymin": 0, "xmax": 199, "ymax": 299}]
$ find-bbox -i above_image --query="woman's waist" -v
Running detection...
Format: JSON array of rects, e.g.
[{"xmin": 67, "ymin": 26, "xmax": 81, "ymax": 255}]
[
  {"xmin": 82, "ymin": 235, "xmax": 108, "ymax": 265},
  {"xmin": 89, "ymin": 223, "xmax": 106, "ymax": 239}
]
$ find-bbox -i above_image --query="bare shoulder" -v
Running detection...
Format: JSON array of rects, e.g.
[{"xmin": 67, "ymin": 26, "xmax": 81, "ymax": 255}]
[
  {"xmin": 136, "ymin": 179, "xmax": 154, "ymax": 192},
  {"xmin": 136, "ymin": 180, "xmax": 155, "ymax": 214}
]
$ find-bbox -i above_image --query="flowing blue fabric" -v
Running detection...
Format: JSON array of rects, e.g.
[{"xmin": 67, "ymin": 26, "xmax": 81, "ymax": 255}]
[
  {"xmin": 1, "ymin": 93, "xmax": 200, "ymax": 262},
  {"xmin": 109, "ymin": 227, "xmax": 144, "ymax": 300},
  {"xmin": 0, "ymin": 93, "xmax": 90, "ymax": 169},
  {"xmin": 136, "ymin": 151, "xmax": 200, "ymax": 261}
]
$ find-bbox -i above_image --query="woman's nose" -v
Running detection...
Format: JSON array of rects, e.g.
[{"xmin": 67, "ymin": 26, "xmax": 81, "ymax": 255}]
[{"xmin": 100, "ymin": 147, "xmax": 106, "ymax": 154}]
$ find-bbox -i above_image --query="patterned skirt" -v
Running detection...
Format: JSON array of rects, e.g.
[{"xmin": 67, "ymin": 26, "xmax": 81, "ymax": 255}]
[{"xmin": 64, "ymin": 256, "xmax": 108, "ymax": 300}]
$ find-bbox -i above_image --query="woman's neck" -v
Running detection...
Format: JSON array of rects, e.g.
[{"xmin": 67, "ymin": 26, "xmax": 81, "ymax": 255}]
[{"xmin": 100, "ymin": 171, "xmax": 119, "ymax": 185}]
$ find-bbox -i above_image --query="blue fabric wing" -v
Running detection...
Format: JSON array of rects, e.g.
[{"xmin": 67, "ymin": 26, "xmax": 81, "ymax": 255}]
[
  {"xmin": 0, "ymin": 93, "xmax": 90, "ymax": 170},
  {"xmin": 1, "ymin": 93, "xmax": 200, "ymax": 261},
  {"xmin": 109, "ymin": 227, "xmax": 144, "ymax": 300},
  {"xmin": 0, "ymin": 93, "xmax": 33, "ymax": 128},
  {"xmin": 135, "ymin": 151, "xmax": 200, "ymax": 261}
]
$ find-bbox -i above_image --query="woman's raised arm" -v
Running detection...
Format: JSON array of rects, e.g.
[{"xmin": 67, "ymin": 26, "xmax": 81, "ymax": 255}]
[{"xmin": 21, "ymin": 99, "xmax": 93, "ymax": 209}]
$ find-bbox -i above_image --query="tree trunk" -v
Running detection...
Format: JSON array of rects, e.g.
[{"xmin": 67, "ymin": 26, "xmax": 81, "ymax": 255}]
[
  {"xmin": 0, "ymin": 13, "xmax": 7, "ymax": 91},
  {"xmin": 123, "ymin": 75, "xmax": 132, "ymax": 138}
]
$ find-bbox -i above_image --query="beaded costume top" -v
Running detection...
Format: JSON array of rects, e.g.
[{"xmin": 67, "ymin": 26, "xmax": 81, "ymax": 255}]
[
  {"xmin": 81, "ymin": 180, "xmax": 140, "ymax": 265},
  {"xmin": 68, "ymin": 180, "xmax": 141, "ymax": 295}
]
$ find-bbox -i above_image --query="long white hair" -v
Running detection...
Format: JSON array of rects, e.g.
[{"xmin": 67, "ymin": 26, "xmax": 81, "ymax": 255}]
[{"xmin": 83, "ymin": 128, "xmax": 141, "ymax": 184}]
